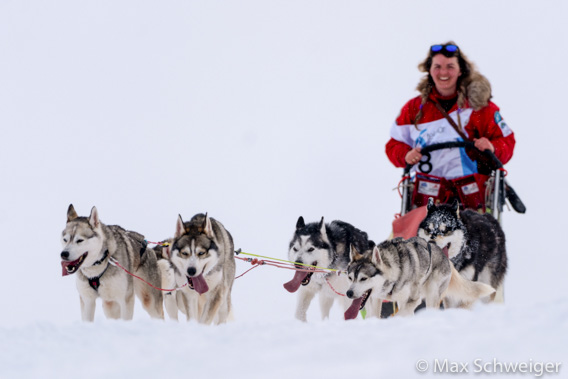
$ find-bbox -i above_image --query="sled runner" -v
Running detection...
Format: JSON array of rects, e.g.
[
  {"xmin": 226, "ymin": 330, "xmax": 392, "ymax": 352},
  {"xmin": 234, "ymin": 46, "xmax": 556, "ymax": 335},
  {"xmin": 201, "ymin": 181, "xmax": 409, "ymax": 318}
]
[{"xmin": 379, "ymin": 141, "xmax": 525, "ymax": 317}]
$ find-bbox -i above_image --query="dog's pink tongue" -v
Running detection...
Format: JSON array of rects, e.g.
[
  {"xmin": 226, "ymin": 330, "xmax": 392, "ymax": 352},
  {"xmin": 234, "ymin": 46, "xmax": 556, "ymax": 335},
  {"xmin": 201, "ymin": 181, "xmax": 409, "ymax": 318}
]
[
  {"xmin": 344, "ymin": 297, "xmax": 364, "ymax": 320},
  {"xmin": 61, "ymin": 261, "xmax": 72, "ymax": 277},
  {"xmin": 283, "ymin": 271, "xmax": 309, "ymax": 293},
  {"xmin": 192, "ymin": 274, "xmax": 209, "ymax": 294}
]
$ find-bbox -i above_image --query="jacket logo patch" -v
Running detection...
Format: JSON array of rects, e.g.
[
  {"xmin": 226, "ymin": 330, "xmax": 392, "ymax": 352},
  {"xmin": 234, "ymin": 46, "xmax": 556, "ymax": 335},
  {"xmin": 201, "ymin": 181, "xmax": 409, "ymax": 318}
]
[{"xmin": 494, "ymin": 111, "xmax": 512, "ymax": 136}]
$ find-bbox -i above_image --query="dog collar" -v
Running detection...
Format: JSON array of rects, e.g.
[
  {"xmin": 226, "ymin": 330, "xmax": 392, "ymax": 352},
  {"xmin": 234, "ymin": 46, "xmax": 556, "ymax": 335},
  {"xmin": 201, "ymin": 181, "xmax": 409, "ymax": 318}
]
[
  {"xmin": 88, "ymin": 250, "xmax": 110, "ymax": 291},
  {"xmin": 93, "ymin": 250, "xmax": 109, "ymax": 266}
]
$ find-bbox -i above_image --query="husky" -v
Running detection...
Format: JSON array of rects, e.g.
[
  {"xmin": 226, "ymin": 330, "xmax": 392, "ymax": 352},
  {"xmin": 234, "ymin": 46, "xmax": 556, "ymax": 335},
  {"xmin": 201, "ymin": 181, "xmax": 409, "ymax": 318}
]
[
  {"xmin": 417, "ymin": 198, "xmax": 507, "ymax": 304},
  {"xmin": 60, "ymin": 204, "xmax": 164, "ymax": 321},
  {"xmin": 345, "ymin": 238, "xmax": 495, "ymax": 318},
  {"xmin": 157, "ymin": 213, "xmax": 235, "ymax": 325},
  {"xmin": 284, "ymin": 216, "xmax": 375, "ymax": 321}
]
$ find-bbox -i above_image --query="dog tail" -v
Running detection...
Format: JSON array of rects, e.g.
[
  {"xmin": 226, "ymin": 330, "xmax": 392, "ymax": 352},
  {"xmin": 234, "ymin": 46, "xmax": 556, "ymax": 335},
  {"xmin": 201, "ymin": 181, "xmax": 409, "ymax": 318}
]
[{"xmin": 443, "ymin": 263, "xmax": 496, "ymax": 308}]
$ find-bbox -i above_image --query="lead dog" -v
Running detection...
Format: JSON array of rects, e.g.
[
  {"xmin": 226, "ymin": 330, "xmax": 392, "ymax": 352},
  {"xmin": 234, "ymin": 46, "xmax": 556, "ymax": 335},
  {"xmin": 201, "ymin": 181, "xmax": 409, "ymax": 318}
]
[
  {"xmin": 157, "ymin": 213, "xmax": 235, "ymax": 324},
  {"xmin": 61, "ymin": 204, "xmax": 164, "ymax": 321},
  {"xmin": 345, "ymin": 237, "xmax": 495, "ymax": 318}
]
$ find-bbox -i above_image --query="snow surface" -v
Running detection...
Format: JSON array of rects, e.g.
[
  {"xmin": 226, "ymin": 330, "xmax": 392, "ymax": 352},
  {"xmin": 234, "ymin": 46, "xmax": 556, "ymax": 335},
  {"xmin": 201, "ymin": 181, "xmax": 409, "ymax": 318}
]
[{"xmin": 1, "ymin": 1, "xmax": 567, "ymax": 378}]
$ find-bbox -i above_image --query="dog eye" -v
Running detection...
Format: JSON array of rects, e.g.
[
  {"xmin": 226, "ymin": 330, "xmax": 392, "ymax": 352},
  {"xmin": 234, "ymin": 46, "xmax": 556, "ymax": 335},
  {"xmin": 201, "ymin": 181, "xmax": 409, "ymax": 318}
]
[
  {"xmin": 307, "ymin": 247, "xmax": 315, "ymax": 252},
  {"xmin": 198, "ymin": 251, "xmax": 206, "ymax": 256},
  {"xmin": 76, "ymin": 239, "xmax": 84, "ymax": 244},
  {"xmin": 63, "ymin": 238, "xmax": 68, "ymax": 243},
  {"xmin": 360, "ymin": 277, "xmax": 367, "ymax": 281},
  {"xmin": 293, "ymin": 247, "xmax": 298, "ymax": 252},
  {"xmin": 180, "ymin": 251, "xmax": 189, "ymax": 257}
]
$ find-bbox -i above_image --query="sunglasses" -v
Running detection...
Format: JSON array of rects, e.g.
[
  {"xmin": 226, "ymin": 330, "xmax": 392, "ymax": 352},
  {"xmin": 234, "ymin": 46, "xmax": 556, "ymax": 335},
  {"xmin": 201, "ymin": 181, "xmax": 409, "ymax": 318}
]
[{"xmin": 430, "ymin": 44, "xmax": 459, "ymax": 56}]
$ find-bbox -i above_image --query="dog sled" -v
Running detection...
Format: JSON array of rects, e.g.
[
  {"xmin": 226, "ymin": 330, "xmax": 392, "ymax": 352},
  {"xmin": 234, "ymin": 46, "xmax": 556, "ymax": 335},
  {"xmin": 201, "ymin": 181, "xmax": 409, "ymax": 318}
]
[
  {"xmin": 394, "ymin": 141, "xmax": 525, "ymax": 233},
  {"xmin": 380, "ymin": 141, "xmax": 526, "ymax": 317}
]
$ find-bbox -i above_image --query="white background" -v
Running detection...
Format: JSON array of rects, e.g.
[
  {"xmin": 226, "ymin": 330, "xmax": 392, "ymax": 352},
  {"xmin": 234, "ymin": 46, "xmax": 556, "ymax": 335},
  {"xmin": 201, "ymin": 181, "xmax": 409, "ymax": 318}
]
[{"xmin": 1, "ymin": 1, "xmax": 566, "ymax": 378}]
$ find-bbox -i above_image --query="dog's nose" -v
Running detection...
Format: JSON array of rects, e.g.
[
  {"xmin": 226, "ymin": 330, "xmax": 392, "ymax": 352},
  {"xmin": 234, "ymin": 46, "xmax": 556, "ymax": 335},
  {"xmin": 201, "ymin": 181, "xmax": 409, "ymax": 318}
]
[
  {"xmin": 61, "ymin": 251, "xmax": 69, "ymax": 260},
  {"xmin": 346, "ymin": 290, "xmax": 354, "ymax": 299},
  {"xmin": 187, "ymin": 267, "xmax": 196, "ymax": 276}
]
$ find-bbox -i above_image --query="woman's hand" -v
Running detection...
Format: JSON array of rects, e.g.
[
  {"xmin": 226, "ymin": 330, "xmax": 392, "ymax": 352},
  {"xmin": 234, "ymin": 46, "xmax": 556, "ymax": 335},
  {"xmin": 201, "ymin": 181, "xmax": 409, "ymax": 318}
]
[
  {"xmin": 474, "ymin": 137, "xmax": 495, "ymax": 153},
  {"xmin": 405, "ymin": 147, "xmax": 422, "ymax": 165}
]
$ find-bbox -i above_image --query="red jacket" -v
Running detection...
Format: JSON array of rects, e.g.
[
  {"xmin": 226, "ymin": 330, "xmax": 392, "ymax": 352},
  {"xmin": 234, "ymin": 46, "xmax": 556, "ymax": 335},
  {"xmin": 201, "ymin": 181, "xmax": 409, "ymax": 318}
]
[{"xmin": 386, "ymin": 90, "xmax": 515, "ymax": 175}]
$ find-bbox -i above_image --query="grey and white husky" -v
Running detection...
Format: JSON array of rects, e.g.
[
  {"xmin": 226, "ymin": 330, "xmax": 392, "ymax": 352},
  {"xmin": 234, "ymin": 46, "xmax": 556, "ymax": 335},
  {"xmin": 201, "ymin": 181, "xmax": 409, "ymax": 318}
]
[
  {"xmin": 417, "ymin": 198, "xmax": 507, "ymax": 304},
  {"xmin": 61, "ymin": 204, "xmax": 164, "ymax": 321},
  {"xmin": 284, "ymin": 216, "xmax": 375, "ymax": 321},
  {"xmin": 158, "ymin": 213, "xmax": 235, "ymax": 324},
  {"xmin": 345, "ymin": 237, "xmax": 495, "ymax": 318}
]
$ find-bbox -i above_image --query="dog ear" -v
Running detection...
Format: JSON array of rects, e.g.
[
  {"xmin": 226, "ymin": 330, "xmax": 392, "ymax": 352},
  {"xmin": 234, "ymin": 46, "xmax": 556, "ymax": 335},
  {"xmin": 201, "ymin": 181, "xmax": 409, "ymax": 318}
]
[
  {"xmin": 203, "ymin": 213, "xmax": 215, "ymax": 238},
  {"xmin": 88, "ymin": 206, "xmax": 100, "ymax": 229},
  {"xmin": 67, "ymin": 204, "xmax": 78, "ymax": 222},
  {"xmin": 163, "ymin": 245, "xmax": 171, "ymax": 259},
  {"xmin": 175, "ymin": 214, "xmax": 185, "ymax": 239},
  {"xmin": 319, "ymin": 217, "xmax": 329, "ymax": 243},
  {"xmin": 452, "ymin": 199, "xmax": 460, "ymax": 218},
  {"xmin": 371, "ymin": 246, "xmax": 381, "ymax": 265},
  {"xmin": 349, "ymin": 244, "xmax": 363, "ymax": 262},
  {"xmin": 296, "ymin": 216, "xmax": 305, "ymax": 229},
  {"xmin": 427, "ymin": 198, "xmax": 435, "ymax": 213}
]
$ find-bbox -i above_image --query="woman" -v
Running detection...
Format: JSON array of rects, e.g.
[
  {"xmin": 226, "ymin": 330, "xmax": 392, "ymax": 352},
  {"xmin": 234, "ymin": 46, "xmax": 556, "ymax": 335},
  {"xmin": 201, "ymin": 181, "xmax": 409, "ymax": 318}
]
[{"xmin": 386, "ymin": 42, "xmax": 515, "ymax": 210}]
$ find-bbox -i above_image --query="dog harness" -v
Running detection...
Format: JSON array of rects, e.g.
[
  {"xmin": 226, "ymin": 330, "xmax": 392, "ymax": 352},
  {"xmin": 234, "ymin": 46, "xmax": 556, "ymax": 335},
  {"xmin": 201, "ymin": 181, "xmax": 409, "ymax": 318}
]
[
  {"xmin": 140, "ymin": 240, "xmax": 147, "ymax": 258},
  {"xmin": 87, "ymin": 250, "xmax": 110, "ymax": 291}
]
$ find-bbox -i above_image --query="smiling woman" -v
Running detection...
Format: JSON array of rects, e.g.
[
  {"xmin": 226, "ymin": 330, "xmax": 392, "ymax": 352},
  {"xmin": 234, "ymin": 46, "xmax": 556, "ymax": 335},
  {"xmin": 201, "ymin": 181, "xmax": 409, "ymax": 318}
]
[
  {"xmin": 385, "ymin": 41, "xmax": 516, "ymax": 212},
  {"xmin": 430, "ymin": 53, "xmax": 461, "ymax": 97}
]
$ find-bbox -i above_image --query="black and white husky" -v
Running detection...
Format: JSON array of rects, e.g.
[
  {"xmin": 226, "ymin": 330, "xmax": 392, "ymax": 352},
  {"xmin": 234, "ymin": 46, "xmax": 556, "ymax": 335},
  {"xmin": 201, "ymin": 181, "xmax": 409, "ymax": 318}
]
[
  {"xmin": 418, "ymin": 198, "xmax": 507, "ymax": 304},
  {"xmin": 284, "ymin": 216, "xmax": 374, "ymax": 321}
]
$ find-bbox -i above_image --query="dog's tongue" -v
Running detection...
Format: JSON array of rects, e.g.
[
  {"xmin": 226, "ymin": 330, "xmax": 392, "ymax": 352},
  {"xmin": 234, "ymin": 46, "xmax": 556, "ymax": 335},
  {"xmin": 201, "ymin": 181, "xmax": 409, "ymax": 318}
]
[
  {"xmin": 283, "ymin": 271, "xmax": 309, "ymax": 293},
  {"xmin": 344, "ymin": 297, "xmax": 364, "ymax": 320},
  {"xmin": 191, "ymin": 274, "xmax": 209, "ymax": 294},
  {"xmin": 61, "ymin": 261, "xmax": 72, "ymax": 276}
]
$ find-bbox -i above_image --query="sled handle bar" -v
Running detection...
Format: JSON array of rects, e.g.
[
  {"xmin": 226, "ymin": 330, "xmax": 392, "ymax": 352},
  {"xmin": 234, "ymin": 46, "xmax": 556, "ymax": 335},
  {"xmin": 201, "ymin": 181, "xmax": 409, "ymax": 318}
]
[
  {"xmin": 403, "ymin": 141, "xmax": 503, "ymax": 175},
  {"xmin": 399, "ymin": 141, "xmax": 506, "ymax": 219}
]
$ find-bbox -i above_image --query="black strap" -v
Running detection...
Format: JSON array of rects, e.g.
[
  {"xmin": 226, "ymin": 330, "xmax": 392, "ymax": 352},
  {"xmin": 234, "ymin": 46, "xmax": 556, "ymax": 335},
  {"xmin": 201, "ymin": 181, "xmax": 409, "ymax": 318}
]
[
  {"xmin": 140, "ymin": 239, "xmax": 147, "ymax": 258},
  {"xmin": 505, "ymin": 181, "xmax": 526, "ymax": 214},
  {"xmin": 88, "ymin": 250, "xmax": 110, "ymax": 291},
  {"xmin": 88, "ymin": 276, "xmax": 102, "ymax": 291},
  {"xmin": 87, "ymin": 263, "xmax": 110, "ymax": 291},
  {"xmin": 93, "ymin": 250, "xmax": 109, "ymax": 266}
]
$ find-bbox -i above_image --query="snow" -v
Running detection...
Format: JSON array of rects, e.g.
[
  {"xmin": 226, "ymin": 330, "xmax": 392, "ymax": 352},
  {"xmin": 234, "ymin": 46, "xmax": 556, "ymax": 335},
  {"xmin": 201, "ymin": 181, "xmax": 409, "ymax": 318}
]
[
  {"xmin": 2, "ymin": 302, "xmax": 567, "ymax": 378},
  {"xmin": 1, "ymin": 1, "xmax": 567, "ymax": 378}
]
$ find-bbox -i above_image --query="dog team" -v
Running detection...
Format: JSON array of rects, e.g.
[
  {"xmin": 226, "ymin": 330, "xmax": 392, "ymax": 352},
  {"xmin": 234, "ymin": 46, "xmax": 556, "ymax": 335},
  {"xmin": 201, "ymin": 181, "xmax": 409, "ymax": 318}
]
[{"xmin": 61, "ymin": 199, "xmax": 506, "ymax": 323}]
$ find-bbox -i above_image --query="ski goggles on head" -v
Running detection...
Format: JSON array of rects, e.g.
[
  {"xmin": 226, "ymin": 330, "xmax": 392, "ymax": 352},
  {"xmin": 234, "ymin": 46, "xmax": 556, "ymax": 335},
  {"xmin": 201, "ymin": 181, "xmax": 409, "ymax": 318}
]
[{"xmin": 430, "ymin": 44, "xmax": 459, "ymax": 57}]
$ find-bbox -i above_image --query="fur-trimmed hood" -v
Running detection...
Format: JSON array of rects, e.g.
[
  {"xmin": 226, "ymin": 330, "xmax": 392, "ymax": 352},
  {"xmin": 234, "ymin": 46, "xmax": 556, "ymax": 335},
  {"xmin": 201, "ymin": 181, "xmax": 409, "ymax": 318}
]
[{"xmin": 416, "ymin": 68, "xmax": 492, "ymax": 111}]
